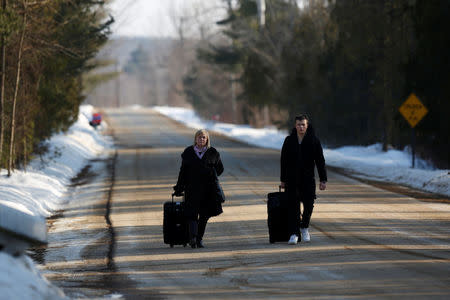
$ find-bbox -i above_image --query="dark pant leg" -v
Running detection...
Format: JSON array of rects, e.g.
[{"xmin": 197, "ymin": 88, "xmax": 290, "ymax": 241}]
[
  {"xmin": 188, "ymin": 217, "xmax": 198, "ymax": 240},
  {"xmin": 287, "ymin": 187, "xmax": 300, "ymax": 236},
  {"xmin": 197, "ymin": 215, "xmax": 210, "ymax": 241},
  {"xmin": 300, "ymin": 197, "xmax": 315, "ymax": 229}
]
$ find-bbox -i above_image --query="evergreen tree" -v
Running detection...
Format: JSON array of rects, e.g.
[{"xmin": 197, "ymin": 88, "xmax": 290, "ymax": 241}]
[{"xmin": 0, "ymin": 0, "xmax": 113, "ymax": 171}]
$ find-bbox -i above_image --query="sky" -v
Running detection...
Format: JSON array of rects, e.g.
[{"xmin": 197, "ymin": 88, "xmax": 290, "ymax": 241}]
[
  {"xmin": 1, "ymin": 104, "xmax": 448, "ymax": 299},
  {"xmin": 108, "ymin": 0, "xmax": 227, "ymax": 38}
]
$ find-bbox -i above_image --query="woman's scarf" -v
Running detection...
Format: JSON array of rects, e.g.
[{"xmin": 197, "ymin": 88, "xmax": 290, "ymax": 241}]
[{"xmin": 194, "ymin": 145, "xmax": 207, "ymax": 159}]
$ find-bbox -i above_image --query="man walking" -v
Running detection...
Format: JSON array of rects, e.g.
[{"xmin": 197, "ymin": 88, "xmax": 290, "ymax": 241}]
[{"xmin": 280, "ymin": 115, "xmax": 327, "ymax": 244}]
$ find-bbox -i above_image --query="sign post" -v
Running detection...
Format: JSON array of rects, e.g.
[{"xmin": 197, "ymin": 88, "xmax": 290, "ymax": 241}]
[{"xmin": 399, "ymin": 93, "xmax": 428, "ymax": 168}]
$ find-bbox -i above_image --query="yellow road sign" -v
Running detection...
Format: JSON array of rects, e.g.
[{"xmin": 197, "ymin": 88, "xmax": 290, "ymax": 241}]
[{"xmin": 399, "ymin": 93, "xmax": 428, "ymax": 128}]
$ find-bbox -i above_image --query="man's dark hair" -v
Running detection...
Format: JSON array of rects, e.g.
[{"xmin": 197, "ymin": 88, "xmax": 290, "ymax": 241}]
[{"xmin": 295, "ymin": 114, "xmax": 309, "ymax": 123}]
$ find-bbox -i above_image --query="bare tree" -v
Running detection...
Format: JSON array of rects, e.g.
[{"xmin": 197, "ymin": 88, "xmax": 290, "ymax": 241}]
[
  {"xmin": 166, "ymin": 0, "xmax": 229, "ymax": 106},
  {"xmin": 8, "ymin": 0, "xmax": 27, "ymax": 176},
  {"xmin": 168, "ymin": 1, "xmax": 189, "ymax": 46},
  {"xmin": 0, "ymin": 0, "xmax": 7, "ymax": 164}
]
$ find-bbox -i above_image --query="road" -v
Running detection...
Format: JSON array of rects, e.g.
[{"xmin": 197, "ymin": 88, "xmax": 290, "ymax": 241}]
[{"xmin": 38, "ymin": 107, "xmax": 450, "ymax": 299}]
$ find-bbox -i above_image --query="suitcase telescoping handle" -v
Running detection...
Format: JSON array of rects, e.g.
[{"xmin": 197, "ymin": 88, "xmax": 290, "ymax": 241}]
[{"xmin": 171, "ymin": 192, "xmax": 184, "ymax": 203}]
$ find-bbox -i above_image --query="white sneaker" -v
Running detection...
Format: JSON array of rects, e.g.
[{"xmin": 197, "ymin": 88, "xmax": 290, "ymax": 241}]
[
  {"xmin": 301, "ymin": 228, "xmax": 310, "ymax": 242},
  {"xmin": 288, "ymin": 234, "xmax": 298, "ymax": 245}
]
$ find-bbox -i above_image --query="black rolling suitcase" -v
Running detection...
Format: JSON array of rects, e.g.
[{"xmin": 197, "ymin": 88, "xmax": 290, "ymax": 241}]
[
  {"xmin": 163, "ymin": 193, "xmax": 189, "ymax": 248},
  {"xmin": 267, "ymin": 186, "xmax": 290, "ymax": 243}
]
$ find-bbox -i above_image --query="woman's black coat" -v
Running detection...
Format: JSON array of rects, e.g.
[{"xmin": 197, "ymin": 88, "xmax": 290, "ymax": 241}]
[
  {"xmin": 175, "ymin": 146, "xmax": 224, "ymax": 218},
  {"xmin": 280, "ymin": 125, "xmax": 327, "ymax": 199}
]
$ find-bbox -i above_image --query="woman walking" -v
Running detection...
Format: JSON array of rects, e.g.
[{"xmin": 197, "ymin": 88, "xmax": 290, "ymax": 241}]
[{"xmin": 173, "ymin": 129, "xmax": 224, "ymax": 248}]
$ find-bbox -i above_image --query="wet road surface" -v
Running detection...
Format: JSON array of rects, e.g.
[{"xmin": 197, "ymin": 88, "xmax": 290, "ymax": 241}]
[{"xmin": 38, "ymin": 107, "xmax": 450, "ymax": 299}]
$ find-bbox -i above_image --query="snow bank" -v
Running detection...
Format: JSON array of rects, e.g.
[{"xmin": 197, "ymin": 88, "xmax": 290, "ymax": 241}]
[
  {"xmin": 0, "ymin": 104, "xmax": 113, "ymax": 299},
  {"xmin": 0, "ymin": 105, "xmax": 113, "ymax": 218},
  {"xmin": 0, "ymin": 253, "xmax": 67, "ymax": 300}
]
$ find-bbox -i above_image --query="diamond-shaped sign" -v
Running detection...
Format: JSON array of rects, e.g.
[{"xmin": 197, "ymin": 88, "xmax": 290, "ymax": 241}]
[{"xmin": 399, "ymin": 93, "xmax": 428, "ymax": 128}]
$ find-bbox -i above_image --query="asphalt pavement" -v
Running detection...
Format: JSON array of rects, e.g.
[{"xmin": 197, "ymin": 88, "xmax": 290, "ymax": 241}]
[{"xmin": 39, "ymin": 107, "xmax": 450, "ymax": 299}]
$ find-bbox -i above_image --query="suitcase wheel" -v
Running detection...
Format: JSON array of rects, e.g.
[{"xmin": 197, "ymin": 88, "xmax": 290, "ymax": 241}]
[
  {"xmin": 183, "ymin": 244, "xmax": 187, "ymax": 247},
  {"xmin": 269, "ymin": 238, "xmax": 275, "ymax": 244},
  {"xmin": 170, "ymin": 244, "xmax": 174, "ymax": 248}
]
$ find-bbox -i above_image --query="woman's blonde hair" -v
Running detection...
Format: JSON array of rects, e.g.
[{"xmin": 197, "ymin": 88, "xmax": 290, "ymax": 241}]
[{"xmin": 194, "ymin": 129, "xmax": 210, "ymax": 148}]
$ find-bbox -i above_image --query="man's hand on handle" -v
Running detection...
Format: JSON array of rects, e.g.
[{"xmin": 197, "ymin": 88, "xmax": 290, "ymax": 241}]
[{"xmin": 173, "ymin": 185, "xmax": 184, "ymax": 196}]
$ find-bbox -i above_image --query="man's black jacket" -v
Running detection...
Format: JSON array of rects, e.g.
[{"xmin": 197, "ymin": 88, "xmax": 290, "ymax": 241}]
[{"xmin": 280, "ymin": 125, "xmax": 327, "ymax": 198}]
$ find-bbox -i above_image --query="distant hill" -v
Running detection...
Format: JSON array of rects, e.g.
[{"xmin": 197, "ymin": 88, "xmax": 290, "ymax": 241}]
[
  {"xmin": 98, "ymin": 36, "xmax": 176, "ymax": 68},
  {"xmin": 85, "ymin": 36, "xmax": 178, "ymax": 107}
]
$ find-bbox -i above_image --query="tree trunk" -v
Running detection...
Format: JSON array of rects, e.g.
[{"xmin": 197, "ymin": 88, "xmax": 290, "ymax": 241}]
[
  {"xmin": 23, "ymin": 114, "xmax": 26, "ymax": 171},
  {"xmin": 7, "ymin": 2, "xmax": 26, "ymax": 176},
  {"xmin": 382, "ymin": 0, "xmax": 394, "ymax": 152},
  {"xmin": 230, "ymin": 73, "xmax": 237, "ymax": 123},
  {"xmin": 0, "ymin": 0, "xmax": 7, "ymax": 167}
]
